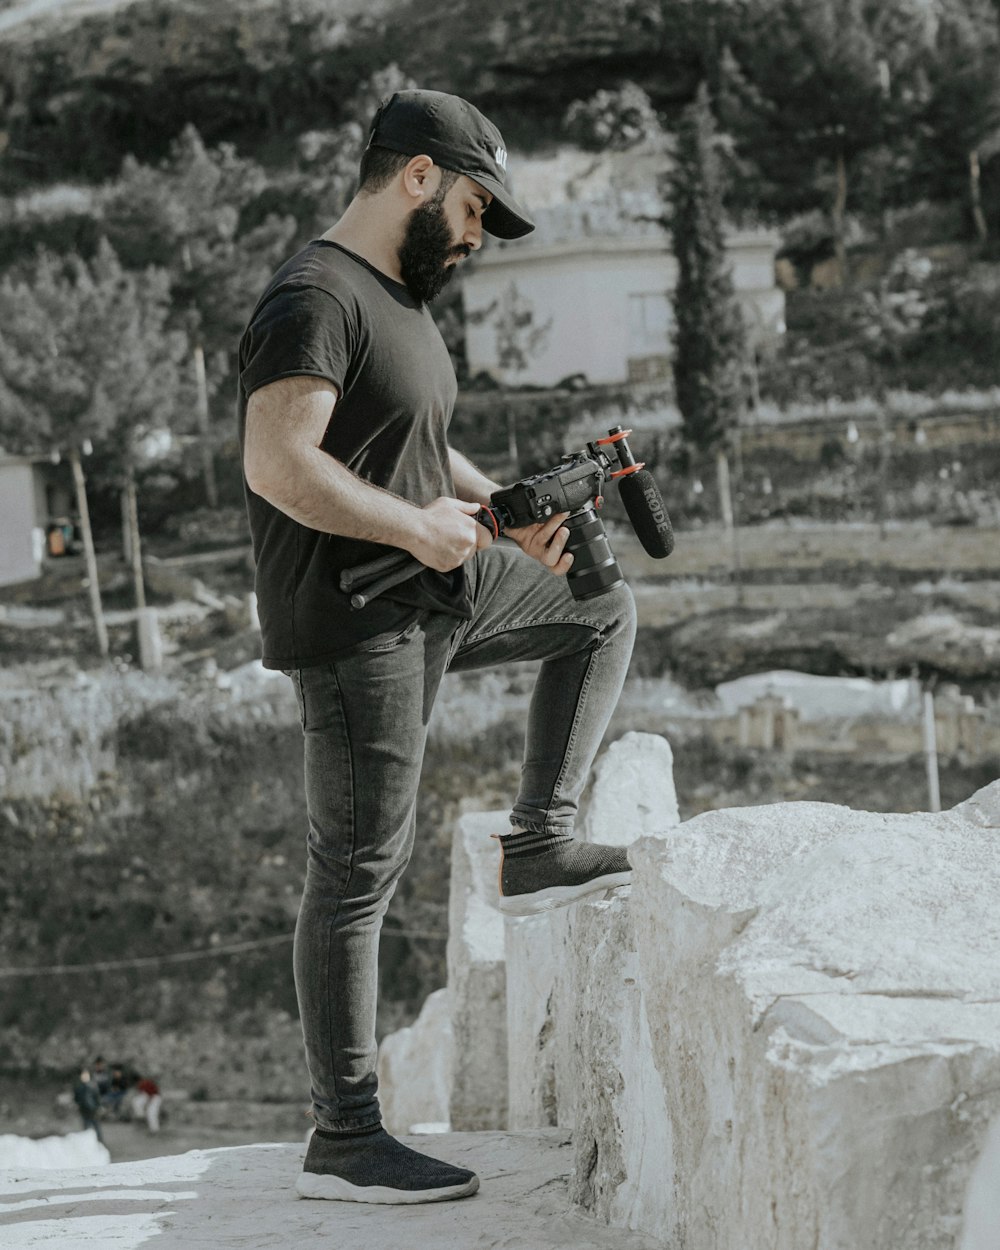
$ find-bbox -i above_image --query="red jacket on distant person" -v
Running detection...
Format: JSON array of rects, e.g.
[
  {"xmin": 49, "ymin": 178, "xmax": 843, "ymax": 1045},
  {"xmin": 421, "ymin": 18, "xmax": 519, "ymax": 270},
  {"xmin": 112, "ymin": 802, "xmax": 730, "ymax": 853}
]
[{"xmin": 136, "ymin": 1078, "xmax": 159, "ymax": 1097}]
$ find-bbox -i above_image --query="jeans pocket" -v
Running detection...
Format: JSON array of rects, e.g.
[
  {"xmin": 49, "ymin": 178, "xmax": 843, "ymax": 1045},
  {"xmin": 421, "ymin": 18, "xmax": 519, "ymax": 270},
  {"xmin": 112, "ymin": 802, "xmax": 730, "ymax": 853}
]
[{"xmin": 360, "ymin": 615, "xmax": 422, "ymax": 654}]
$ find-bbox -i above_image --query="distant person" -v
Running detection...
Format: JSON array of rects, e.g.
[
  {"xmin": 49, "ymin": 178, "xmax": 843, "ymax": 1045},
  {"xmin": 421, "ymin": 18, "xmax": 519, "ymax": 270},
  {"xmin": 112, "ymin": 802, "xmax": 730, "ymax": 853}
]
[
  {"xmin": 91, "ymin": 1056, "xmax": 110, "ymax": 1097},
  {"xmin": 72, "ymin": 1068, "xmax": 104, "ymax": 1143},
  {"xmin": 105, "ymin": 1065, "xmax": 129, "ymax": 1119},
  {"xmin": 131, "ymin": 1074, "xmax": 162, "ymax": 1133},
  {"xmin": 238, "ymin": 88, "xmax": 635, "ymax": 1204}
]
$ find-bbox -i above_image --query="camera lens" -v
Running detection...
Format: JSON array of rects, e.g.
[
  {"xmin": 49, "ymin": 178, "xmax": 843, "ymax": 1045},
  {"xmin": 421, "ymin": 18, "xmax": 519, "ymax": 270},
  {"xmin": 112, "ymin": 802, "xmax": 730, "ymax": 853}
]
[{"xmin": 563, "ymin": 503, "xmax": 625, "ymax": 600}]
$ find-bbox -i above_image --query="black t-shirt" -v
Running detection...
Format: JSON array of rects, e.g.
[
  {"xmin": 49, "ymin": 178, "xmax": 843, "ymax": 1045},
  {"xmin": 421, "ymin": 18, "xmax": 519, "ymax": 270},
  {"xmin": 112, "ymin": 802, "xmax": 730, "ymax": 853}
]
[{"xmin": 237, "ymin": 240, "xmax": 472, "ymax": 670}]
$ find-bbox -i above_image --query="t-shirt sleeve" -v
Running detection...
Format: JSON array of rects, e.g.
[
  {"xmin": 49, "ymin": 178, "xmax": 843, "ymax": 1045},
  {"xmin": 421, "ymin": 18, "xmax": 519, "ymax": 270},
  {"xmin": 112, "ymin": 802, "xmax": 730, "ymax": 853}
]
[{"xmin": 240, "ymin": 285, "xmax": 358, "ymax": 399}]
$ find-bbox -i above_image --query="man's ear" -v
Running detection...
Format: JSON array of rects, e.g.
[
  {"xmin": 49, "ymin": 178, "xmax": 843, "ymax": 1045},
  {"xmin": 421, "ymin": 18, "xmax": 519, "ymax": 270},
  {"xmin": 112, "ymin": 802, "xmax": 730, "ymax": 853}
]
[{"xmin": 401, "ymin": 154, "xmax": 438, "ymax": 203}]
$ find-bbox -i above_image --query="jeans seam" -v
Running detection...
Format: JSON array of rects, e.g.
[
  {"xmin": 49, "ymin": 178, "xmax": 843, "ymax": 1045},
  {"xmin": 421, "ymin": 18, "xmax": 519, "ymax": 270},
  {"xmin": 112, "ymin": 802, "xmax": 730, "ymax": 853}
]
[
  {"xmin": 454, "ymin": 615, "xmax": 601, "ymax": 657},
  {"xmin": 324, "ymin": 660, "xmax": 356, "ymax": 1115},
  {"xmin": 547, "ymin": 642, "xmax": 600, "ymax": 829}
]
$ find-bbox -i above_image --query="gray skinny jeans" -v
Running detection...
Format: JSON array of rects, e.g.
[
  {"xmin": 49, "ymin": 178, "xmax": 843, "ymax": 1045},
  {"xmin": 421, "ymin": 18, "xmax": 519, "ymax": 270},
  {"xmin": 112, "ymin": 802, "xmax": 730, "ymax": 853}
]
[{"xmin": 286, "ymin": 540, "xmax": 636, "ymax": 1131}]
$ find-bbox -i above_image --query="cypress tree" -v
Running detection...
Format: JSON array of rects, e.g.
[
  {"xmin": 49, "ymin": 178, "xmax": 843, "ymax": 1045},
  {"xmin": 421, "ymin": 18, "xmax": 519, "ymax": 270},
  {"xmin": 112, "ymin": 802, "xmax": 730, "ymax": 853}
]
[{"xmin": 668, "ymin": 81, "xmax": 748, "ymax": 458}]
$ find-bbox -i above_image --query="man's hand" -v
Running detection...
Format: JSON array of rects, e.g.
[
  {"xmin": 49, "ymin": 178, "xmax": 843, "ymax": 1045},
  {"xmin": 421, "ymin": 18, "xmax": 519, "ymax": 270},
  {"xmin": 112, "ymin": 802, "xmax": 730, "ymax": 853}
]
[
  {"xmin": 408, "ymin": 497, "xmax": 492, "ymax": 572},
  {"xmin": 506, "ymin": 512, "xmax": 574, "ymax": 576}
]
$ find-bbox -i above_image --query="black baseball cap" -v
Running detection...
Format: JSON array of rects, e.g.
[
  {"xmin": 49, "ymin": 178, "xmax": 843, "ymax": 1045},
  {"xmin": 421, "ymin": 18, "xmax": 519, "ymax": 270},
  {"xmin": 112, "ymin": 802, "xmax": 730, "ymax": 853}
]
[{"xmin": 366, "ymin": 89, "xmax": 535, "ymax": 240}]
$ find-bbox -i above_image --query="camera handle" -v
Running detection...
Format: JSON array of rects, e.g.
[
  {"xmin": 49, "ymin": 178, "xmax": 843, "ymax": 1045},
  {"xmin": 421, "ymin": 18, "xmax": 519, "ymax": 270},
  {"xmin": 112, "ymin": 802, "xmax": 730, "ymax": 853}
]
[
  {"xmin": 340, "ymin": 551, "xmax": 424, "ymax": 610},
  {"xmin": 340, "ymin": 507, "xmax": 501, "ymax": 609}
]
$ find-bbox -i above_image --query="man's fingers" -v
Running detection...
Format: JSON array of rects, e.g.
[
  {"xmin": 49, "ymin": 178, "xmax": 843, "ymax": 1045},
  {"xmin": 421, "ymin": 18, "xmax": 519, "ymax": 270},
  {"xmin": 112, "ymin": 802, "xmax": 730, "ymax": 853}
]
[
  {"xmin": 541, "ymin": 522, "xmax": 570, "ymax": 566},
  {"xmin": 506, "ymin": 512, "xmax": 576, "ymax": 575},
  {"xmin": 538, "ymin": 511, "xmax": 570, "ymax": 542}
]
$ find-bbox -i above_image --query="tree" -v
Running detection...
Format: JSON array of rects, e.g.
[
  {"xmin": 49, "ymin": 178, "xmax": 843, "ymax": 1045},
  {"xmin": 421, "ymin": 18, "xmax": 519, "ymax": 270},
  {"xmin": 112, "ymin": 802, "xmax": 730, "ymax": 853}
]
[
  {"xmin": 101, "ymin": 127, "xmax": 296, "ymax": 506},
  {"xmin": 668, "ymin": 85, "xmax": 747, "ymax": 457},
  {"xmin": 288, "ymin": 65, "xmax": 421, "ymax": 246},
  {"xmin": 667, "ymin": 83, "xmax": 748, "ymax": 586},
  {"xmin": 724, "ymin": 0, "xmax": 927, "ymax": 277},
  {"xmin": 915, "ymin": 0, "xmax": 1000, "ymax": 241},
  {"xmin": 564, "ymin": 82, "xmax": 664, "ymax": 150},
  {"xmin": 0, "ymin": 241, "xmax": 189, "ymax": 657}
]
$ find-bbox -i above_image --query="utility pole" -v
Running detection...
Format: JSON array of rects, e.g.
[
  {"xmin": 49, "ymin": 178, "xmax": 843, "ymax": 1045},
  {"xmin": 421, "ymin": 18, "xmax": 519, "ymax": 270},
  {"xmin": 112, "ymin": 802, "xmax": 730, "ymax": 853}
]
[
  {"xmin": 69, "ymin": 446, "xmax": 109, "ymax": 659},
  {"xmin": 923, "ymin": 689, "xmax": 941, "ymax": 813},
  {"xmin": 193, "ymin": 343, "xmax": 218, "ymax": 509}
]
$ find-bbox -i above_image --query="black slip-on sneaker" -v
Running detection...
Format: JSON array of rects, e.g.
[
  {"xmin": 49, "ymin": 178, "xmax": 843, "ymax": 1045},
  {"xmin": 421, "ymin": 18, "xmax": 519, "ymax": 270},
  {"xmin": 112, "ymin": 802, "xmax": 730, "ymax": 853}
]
[
  {"xmin": 495, "ymin": 836, "xmax": 632, "ymax": 916},
  {"xmin": 296, "ymin": 1126, "xmax": 479, "ymax": 1204}
]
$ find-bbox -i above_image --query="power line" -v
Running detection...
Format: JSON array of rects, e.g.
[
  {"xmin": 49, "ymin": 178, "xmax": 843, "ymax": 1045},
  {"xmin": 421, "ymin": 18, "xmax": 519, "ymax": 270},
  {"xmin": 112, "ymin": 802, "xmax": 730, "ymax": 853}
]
[{"xmin": 0, "ymin": 927, "xmax": 449, "ymax": 978}]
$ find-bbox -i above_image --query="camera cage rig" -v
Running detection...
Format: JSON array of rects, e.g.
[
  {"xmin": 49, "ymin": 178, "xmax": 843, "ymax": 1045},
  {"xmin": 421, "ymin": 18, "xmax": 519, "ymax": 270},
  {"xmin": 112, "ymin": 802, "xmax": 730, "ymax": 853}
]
[
  {"xmin": 480, "ymin": 425, "xmax": 645, "ymax": 538},
  {"xmin": 340, "ymin": 425, "xmax": 644, "ymax": 609}
]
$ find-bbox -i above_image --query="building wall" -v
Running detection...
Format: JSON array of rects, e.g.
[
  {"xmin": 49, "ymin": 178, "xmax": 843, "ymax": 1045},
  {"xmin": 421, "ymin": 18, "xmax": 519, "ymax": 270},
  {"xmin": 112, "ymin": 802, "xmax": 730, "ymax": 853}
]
[
  {"xmin": 463, "ymin": 233, "xmax": 783, "ymax": 388},
  {"xmin": 0, "ymin": 459, "xmax": 41, "ymax": 586}
]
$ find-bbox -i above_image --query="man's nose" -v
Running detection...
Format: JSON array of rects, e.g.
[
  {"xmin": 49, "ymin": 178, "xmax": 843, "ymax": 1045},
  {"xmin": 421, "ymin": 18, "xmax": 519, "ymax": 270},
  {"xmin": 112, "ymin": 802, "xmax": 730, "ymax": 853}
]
[{"xmin": 463, "ymin": 221, "xmax": 483, "ymax": 251}]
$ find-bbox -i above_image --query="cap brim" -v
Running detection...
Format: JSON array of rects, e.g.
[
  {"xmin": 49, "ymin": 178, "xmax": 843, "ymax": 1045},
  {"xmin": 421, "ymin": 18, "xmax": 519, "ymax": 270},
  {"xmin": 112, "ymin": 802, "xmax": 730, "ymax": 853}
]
[{"xmin": 468, "ymin": 171, "xmax": 534, "ymax": 240}]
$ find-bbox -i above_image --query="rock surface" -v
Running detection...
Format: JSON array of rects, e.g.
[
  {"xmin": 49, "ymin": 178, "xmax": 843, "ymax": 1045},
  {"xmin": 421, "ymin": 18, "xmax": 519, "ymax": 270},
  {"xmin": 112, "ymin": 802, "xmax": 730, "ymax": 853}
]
[
  {"xmin": 446, "ymin": 810, "xmax": 508, "ymax": 1130},
  {"xmin": 376, "ymin": 987, "xmax": 452, "ymax": 1135},
  {"xmin": 620, "ymin": 781, "xmax": 1000, "ymax": 1249},
  {"xmin": 0, "ymin": 1132, "xmax": 660, "ymax": 1250},
  {"xmin": 504, "ymin": 910, "xmax": 569, "ymax": 1130},
  {"xmin": 559, "ymin": 892, "xmax": 673, "ymax": 1236},
  {"xmin": 506, "ymin": 731, "xmax": 678, "ymax": 1138},
  {"xmin": 0, "ymin": 1131, "xmax": 108, "ymax": 1170},
  {"xmin": 582, "ymin": 731, "xmax": 680, "ymax": 843}
]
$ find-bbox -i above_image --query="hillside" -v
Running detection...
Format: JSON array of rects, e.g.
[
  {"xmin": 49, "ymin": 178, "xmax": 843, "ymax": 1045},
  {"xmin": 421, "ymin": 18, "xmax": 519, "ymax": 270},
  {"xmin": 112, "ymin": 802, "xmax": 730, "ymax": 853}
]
[{"xmin": 0, "ymin": 0, "xmax": 703, "ymax": 188}]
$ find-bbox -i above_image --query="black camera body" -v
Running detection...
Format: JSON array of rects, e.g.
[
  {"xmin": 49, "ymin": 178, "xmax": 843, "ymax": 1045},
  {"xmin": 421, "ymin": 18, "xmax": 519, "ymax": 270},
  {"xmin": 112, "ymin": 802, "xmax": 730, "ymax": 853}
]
[
  {"xmin": 478, "ymin": 426, "xmax": 654, "ymax": 602},
  {"xmin": 489, "ymin": 454, "xmax": 604, "ymax": 528}
]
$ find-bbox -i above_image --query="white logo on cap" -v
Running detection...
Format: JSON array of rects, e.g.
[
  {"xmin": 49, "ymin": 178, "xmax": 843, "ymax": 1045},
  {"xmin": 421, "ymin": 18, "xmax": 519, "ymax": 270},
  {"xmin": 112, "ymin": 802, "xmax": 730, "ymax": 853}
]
[{"xmin": 494, "ymin": 146, "xmax": 508, "ymax": 171}]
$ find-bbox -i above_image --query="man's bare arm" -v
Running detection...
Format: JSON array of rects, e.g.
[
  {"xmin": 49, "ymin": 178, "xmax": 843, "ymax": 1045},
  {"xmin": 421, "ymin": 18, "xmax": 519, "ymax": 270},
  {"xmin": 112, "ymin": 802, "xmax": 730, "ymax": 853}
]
[
  {"xmin": 448, "ymin": 446, "xmax": 500, "ymax": 505},
  {"xmin": 244, "ymin": 376, "xmax": 481, "ymax": 572}
]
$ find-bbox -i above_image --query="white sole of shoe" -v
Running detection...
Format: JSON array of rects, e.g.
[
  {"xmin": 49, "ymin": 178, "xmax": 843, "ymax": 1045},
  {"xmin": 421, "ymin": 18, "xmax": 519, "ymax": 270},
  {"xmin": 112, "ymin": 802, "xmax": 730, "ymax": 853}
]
[
  {"xmin": 498, "ymin": 870, "xmax": 632, "ymax": 916},
  {"xmin": 296, "ymin": 1172, "xmax": 480, "ymax": 1203}
]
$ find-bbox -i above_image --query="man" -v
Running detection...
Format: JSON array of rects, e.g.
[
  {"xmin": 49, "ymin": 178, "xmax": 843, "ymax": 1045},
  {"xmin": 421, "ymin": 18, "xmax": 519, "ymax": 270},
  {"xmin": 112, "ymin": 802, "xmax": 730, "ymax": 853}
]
[
  {"xmin": 92, "ymin": 1055, "xmax": 110, "ymax": 1097},
  {"xmin": 131, "ymin": 1074, "xmax": 162, "ymax": 1133},
  {"xmin": 73, "ymin": 1067, "xmax": 104, "ymax": 1144},
  {"xmin": 105, "ymin": 1064, "xmax": 129, "ymax": 1119},
  {"xmin": 238, "ymin": 89, "xmax": 636, "ymax": 1204}
]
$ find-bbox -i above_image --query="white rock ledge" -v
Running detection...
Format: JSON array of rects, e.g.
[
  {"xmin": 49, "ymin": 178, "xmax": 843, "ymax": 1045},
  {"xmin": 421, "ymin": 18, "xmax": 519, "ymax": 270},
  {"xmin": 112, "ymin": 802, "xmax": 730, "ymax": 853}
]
[
  {"xmin": 446, "ymin": 810, "xmax": 508, "ymax": 1130},
  {"xmin": 380, "ymin": 742, "xmax": 1000, "ymax": 1248},
  {"xmin": 626, "ymin": 784, "xmax": 1000, "ymax": 1250}
]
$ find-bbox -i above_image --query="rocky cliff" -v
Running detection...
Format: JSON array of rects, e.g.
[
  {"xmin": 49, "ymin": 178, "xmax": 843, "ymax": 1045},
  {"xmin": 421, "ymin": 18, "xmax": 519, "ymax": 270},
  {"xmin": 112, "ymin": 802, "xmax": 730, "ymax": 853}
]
[{"xmin": 384, "ymin": 734, "xmax": 1000, "ymax": 1248}]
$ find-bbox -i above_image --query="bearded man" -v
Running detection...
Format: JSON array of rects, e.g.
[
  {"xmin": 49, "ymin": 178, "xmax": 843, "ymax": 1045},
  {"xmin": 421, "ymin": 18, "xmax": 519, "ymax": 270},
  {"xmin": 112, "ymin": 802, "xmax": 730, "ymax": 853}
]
[{"xmin": 238, "ymin": 89, "xmax": 636, "ymax": 1204}]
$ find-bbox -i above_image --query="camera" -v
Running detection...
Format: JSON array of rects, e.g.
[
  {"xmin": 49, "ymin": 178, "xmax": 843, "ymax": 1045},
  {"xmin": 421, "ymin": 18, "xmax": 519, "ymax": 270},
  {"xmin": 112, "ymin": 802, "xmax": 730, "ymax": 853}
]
[
  {"xmin": 478, "ymin": 426, "xmax": 664, "ymax": 602},
  {"xmin": 341, "ymin": 426, "xmax": 672, "ymax": 610}
]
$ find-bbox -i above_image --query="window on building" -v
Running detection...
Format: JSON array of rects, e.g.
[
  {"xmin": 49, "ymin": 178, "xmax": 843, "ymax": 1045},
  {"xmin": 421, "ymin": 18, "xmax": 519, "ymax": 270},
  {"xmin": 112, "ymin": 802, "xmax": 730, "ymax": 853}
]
[{"xmin": 627, "ymin": 291, "xmax": 672, "ymax": 384}]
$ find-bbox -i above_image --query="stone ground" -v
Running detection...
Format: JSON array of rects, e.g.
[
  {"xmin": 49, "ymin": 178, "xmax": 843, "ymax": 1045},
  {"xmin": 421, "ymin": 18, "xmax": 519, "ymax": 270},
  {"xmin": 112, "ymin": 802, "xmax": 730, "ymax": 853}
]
[{"xmin": 0, "ymin": 1130, "xmax": 661, "ymax": 1249}]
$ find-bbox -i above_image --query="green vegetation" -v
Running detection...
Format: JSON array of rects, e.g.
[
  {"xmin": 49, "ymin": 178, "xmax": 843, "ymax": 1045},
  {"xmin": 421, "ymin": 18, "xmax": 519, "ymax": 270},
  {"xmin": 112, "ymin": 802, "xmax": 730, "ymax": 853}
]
[
  {"xmin": 0, "ymin": 1, "xmax": 996, "ymax": 517},
  {"xmin": 668, "ymin": 83, "xmax": 748, "ymax": 459}
]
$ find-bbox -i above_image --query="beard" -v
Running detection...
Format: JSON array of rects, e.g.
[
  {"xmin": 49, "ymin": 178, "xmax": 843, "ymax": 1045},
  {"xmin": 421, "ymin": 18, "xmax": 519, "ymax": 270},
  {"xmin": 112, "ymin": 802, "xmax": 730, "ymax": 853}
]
[{"xmin": 398, "ymin": 189, "xmax": 469, "ymax": 304}]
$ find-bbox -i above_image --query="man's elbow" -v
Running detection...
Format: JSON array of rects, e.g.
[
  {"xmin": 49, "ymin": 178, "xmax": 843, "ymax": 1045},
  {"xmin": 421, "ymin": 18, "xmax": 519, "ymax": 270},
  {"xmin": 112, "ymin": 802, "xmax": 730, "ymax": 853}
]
[
  {"xmin": 243, "ymin": 451, "xmax": 274, "ymax": 501},
  {"xmin": 244, "ymin": 447, "xmax": 295, "ymax": 508}
]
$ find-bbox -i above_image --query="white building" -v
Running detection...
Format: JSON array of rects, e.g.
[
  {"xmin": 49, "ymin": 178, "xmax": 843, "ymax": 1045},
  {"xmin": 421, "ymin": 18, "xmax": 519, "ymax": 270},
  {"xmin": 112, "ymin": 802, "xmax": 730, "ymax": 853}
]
[
  {"xmin": 0, "ymin": 453, "xmax": 74, "ymax": 586},
  {"xmin": 462, "ymin": 201, "xmax": 784, "ymax": 390}
]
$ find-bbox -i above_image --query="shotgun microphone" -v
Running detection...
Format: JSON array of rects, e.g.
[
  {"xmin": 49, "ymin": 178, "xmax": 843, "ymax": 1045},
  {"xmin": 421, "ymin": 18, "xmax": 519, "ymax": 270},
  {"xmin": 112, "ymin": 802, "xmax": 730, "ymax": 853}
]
[{"xmin": 617, "ymin": 468, "xmax": 675, "ymax": 558}]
